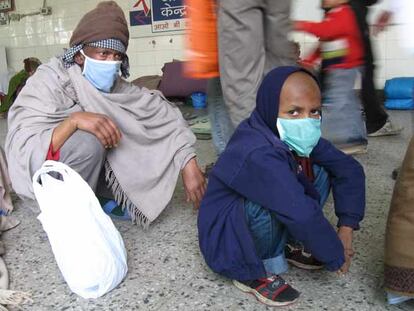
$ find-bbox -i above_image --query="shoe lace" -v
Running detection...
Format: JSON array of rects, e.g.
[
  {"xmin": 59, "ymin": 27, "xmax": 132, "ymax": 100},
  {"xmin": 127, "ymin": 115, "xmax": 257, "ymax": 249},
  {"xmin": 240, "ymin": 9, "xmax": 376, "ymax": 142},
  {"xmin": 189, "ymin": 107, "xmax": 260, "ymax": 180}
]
[
  {"xmin": 259, "ymin": 275, "xmax": 286, "ymax": 288},
  {"xmin": 301, "ymin": 250, "xmax": 312, "ymax": 258},
  {"xmin": 286, "ymin": 243, "xmax": 302, "ymax": 252}
]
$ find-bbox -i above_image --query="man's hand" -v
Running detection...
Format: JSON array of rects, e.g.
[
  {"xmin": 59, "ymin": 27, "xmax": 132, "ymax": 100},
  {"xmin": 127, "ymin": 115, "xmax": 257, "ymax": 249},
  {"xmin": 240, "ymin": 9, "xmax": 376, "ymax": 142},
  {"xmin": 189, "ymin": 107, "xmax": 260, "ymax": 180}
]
[
  {"xmin": 373, "ymin": 10, "xmax": 393, "ymax": 36},
  {"xmin": 70, "ymin": 112, "xmax": 122, "ymax": 148},
  {"xmin": 293, "ymin": 21, "xmax": 305, "ymax": 31},
  {"xmin": 337, "ymin": 226, "xmax": 354, "ymax": 275},
  {"xmin": 182, "ymin": 157, "xmax": 206, "ymax": 209}
]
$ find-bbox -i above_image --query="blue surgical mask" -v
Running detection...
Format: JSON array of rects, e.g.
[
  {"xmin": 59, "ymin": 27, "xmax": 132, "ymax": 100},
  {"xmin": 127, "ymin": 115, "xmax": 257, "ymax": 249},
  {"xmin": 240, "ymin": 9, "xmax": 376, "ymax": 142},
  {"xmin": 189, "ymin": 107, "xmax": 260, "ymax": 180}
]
[
  {"xmin": 276, "ymin": 117, "xmax": 321, "ymax": 157},
  {"xmin": 80, "ymin": 50, "xmax": 121, "ymax": 93}
]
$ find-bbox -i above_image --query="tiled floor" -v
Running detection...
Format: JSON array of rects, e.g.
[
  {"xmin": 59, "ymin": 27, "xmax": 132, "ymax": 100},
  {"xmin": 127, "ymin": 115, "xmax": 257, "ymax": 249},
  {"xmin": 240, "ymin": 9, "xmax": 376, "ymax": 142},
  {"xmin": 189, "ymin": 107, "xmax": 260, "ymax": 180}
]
[{"xmin": 1, "ymin": 110, "xmax": 414, "ymax": 310}]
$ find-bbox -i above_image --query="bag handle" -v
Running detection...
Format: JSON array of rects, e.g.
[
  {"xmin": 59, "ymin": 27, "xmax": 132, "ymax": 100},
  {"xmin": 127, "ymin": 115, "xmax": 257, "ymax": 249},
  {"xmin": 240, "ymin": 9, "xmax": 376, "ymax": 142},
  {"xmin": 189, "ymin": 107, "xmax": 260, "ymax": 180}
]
[{"xmin": 32, "ymin": 160, "xmax": 72, "ymax": 187}]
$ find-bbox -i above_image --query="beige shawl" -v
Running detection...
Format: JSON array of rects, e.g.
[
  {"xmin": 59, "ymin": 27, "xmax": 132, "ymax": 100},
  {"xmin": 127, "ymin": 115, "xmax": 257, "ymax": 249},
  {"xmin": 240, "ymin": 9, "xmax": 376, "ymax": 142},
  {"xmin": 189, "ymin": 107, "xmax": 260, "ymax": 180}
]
[{"xmin": 6, "ymin": 57, "xmax": 196, "ymax": 227}]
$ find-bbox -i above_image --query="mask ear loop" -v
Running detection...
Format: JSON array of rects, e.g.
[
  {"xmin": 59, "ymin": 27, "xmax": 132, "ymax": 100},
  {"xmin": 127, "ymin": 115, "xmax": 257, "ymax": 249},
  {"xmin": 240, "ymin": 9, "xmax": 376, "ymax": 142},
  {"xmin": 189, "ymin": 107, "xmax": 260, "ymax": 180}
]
[
  {"xmin": 276, "ymin": 118, "xmax": 285, "ymax": 140},
  {"xmin": 79, "ymin": 49, "xmax": 86, "ymax": 58},
  {"xmin": 79, "ymin": 49, "xmax": 89, "ymax": 75}
]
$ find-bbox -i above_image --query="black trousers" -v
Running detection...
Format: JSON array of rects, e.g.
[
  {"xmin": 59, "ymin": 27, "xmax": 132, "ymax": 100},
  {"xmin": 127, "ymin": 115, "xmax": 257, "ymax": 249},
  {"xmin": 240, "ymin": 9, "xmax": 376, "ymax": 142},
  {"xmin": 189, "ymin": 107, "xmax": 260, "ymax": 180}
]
[
  {"xmin": 361, "ymin": 63, "xmax": 388, "ymax": 133},
  {"xmin": 350, "ymin": 0, "xmax": 388, "ymax": 133}
]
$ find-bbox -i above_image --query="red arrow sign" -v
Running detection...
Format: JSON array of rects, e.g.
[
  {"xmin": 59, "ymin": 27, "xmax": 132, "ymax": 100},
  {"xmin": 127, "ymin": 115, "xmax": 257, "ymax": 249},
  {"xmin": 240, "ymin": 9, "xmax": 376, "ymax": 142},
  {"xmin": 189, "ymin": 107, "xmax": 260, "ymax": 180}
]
[{"xmin": 133, "ymin": 0, "xmax": 150, "ymax": 16}]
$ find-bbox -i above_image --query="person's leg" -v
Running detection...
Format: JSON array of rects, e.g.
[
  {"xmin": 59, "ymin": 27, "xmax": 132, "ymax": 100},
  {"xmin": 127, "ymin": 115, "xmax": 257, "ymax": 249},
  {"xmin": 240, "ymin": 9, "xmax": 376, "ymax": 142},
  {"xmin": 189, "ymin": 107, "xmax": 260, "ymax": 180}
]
[
  {"xmin": 363, "ymin": 64, "xmax": 403, "ymax": 137},
  {"xmin": 218, "ymin": 0, "xmax": 265, "ymax": 127},
  {"xmin": 244, "ymin": 200, "xmax": 289, "ymax": 275},
  {"xmin": 361, "ymin": 64, "xmax": 388, "ymax": 133},
  {"xmin": 207, "ymin": 77, "xmax": 234, "ymax": 155},
  {"xmin": 264, "ymin": 0, "xmax": 296, "ymax": 74},
  {"xmin": 59, "ymin": 131, "xmax": 130, "ymax": 219},
  {"xmin": 348, "ymin": 0, "xmax": 390, "ymax": 134},
  {"xmin": 321, "ymin": 68, "xmax": 367, "ymax": 151},
  {"xmin": 59, "ymin": 130, "xmax": 106, "ymax": 192},
  {"xmin": 234, "ymin": 200, "xmax": 299, "ymax": 307},
  {"xmin": 285, "ymin": 165, "xmax": 330, "ymax": 269}
]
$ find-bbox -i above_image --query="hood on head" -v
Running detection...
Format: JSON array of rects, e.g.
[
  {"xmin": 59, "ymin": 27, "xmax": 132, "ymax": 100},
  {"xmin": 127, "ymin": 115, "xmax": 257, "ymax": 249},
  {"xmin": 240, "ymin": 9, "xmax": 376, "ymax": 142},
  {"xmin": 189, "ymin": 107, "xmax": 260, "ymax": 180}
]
[{"xmin": 255, "ymin": 66, "xmax": 319, "ymax": 135}]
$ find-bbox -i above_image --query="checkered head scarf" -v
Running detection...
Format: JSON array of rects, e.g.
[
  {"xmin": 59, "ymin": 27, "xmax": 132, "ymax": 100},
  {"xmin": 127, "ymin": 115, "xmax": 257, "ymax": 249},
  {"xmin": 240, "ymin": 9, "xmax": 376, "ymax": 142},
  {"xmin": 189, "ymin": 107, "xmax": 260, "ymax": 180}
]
[
  {"xmin": 62, "ymin": 39, "xmax": 130, "ymax": 78},
  {"xmin": 61, "ymin": 1, "xmax": 130, "ymax": 78}
]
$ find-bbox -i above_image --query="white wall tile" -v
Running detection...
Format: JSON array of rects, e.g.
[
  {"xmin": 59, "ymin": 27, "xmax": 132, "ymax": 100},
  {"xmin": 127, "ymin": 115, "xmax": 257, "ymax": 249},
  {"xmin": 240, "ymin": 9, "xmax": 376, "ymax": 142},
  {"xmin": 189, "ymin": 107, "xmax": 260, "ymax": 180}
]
[
  {"xmin": 173, "ymin": 49, "xmax": 186, "ymax": 61},
  {"xmin": 45, "ymin": 33, "xmax": 55, "ymax": 45},
  {"xmin": 386, "ymin": 59, "xmax": 414, "ymax": 77},
  {"xmin": 0, "ymin": 46, "xmax": 7, "ymax": 73},
  {"xmin": 8, "ymin": 22, "xmax": 18, "ymax": 37},
  {"xmin": 371, "ymin": 38, "xmax": 386, "ymax": 61},
  {"xmin": 170, "ymin": 35, "xmax": 184, "ymax": 48},
  {"xmin": 136, "ymin": 52, "xmax": 156, "ymax": 66},
  {"xmin": 47, "ymin": 44, "xmax": 64, "ymax": 58},
  {"xmin": 385, "ymin": 25, "xmax": 404, "ymax": 41},
  {"xmin": 154, "ymin": 50, "xmax": 173, "ymax": 66},
  {"xmin": 375, "ymin": 78, "xmax": 386, "ymax": 88},
  {"xmin": 35, "ymin": 46, "xmax": 48, "ymax": 59},
  {"xmin": 54, "ymin": 31, "xmax": 70, "ymax": 45},
  {"xmin": 134, "ymin": 38, "xmax": 156, "ymax": 52},
  {"xmin": 375, "ymin": 59, "xmax": 386, "ymax": 80},
  {"xmin": 385, "ymin": 40, "xmax": 412, "ymax": 60},
  {"xmin": 7, "ymin": 37, "xmax": 16, "ymax": 48},
  {"xmin": 291, "ymin": 0, "xmax": 323, "ymax": 21},
  {"xmin": 43, "ymin": 19, "xmax": 53, "ymax": 33}
]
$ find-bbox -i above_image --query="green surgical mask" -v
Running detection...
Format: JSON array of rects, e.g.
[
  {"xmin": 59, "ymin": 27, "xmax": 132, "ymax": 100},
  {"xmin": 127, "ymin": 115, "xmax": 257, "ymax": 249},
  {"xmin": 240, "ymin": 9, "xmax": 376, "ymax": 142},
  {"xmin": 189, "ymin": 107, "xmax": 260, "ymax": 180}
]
[{"xmin": 276, "ymin": 117, "xmax": 321, "ymax": 157}]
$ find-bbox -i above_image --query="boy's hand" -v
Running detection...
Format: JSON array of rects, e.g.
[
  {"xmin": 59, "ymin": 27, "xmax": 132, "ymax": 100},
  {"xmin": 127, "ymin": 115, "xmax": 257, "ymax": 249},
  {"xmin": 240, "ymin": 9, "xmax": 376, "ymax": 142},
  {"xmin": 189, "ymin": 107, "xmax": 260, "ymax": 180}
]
[
  {"xmin": 182, "ymin": 157, "xmax": 207, "ymax": 209},
  {"xmin": 337, "ymin": 226, "xmax": 354, "ymax": 275}
]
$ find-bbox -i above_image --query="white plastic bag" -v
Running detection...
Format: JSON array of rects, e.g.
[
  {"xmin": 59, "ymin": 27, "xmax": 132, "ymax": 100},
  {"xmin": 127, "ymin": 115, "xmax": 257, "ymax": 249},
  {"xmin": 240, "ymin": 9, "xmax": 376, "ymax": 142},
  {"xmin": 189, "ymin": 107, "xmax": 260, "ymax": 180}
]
[{"xmin": 32, "ymin": 161, "xmax": 128, "ymax": 299}]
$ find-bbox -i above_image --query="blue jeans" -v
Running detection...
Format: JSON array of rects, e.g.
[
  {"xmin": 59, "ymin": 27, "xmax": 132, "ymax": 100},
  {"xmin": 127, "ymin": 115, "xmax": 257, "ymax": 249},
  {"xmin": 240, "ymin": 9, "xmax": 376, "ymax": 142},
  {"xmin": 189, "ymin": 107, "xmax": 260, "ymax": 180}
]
[
  {"xmin": 207, "ymin": 77, "xmax": 234, "ymax": 155},
  {"xmin": 244, "ymin": 165, "xmax": 330, "ymax": 275},
  {"xmin": 322, "ymin": 68, "xmax": 367, "ymax": 147}
]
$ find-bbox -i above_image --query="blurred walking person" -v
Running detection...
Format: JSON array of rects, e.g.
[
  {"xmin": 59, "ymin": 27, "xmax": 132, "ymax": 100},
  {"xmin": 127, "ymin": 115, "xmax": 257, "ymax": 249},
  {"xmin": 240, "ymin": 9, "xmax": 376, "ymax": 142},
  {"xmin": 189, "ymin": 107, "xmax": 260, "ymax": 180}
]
[{"xmin": 218, "ymin": 0, "xmax": 296, "ymax": 128}]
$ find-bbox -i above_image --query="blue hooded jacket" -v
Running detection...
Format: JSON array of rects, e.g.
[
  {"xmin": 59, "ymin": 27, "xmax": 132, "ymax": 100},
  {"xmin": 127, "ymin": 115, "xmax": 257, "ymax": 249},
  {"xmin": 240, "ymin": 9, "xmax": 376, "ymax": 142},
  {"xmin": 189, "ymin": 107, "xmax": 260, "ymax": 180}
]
[{"xmin": 197, "ymin": 66, "xmax": 365, "ymax": 281}]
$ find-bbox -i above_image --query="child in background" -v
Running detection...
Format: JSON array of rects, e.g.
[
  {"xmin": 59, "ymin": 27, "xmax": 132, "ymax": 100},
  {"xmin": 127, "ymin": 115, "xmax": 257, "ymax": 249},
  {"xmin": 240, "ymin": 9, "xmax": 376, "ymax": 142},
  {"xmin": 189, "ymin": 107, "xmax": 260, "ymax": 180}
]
[
  {"xmin": 292, "ymin": 41, "xmax": 301, "ymax": 63},
  {"xmin": 198, "ymin": 66, "xmax": 365, "ymax": 307},
  {"xmin": 294, "ymin": 0, "xmax": 367, "ymax": 155}
]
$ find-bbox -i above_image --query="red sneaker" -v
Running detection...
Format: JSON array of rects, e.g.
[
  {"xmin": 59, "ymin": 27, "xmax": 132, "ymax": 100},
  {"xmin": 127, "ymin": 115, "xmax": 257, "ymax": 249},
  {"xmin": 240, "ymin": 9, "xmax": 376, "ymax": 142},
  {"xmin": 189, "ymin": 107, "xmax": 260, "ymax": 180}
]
[{"xmin": 233, "ymin": 275, "xmax": 300, "ymax": 307}]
